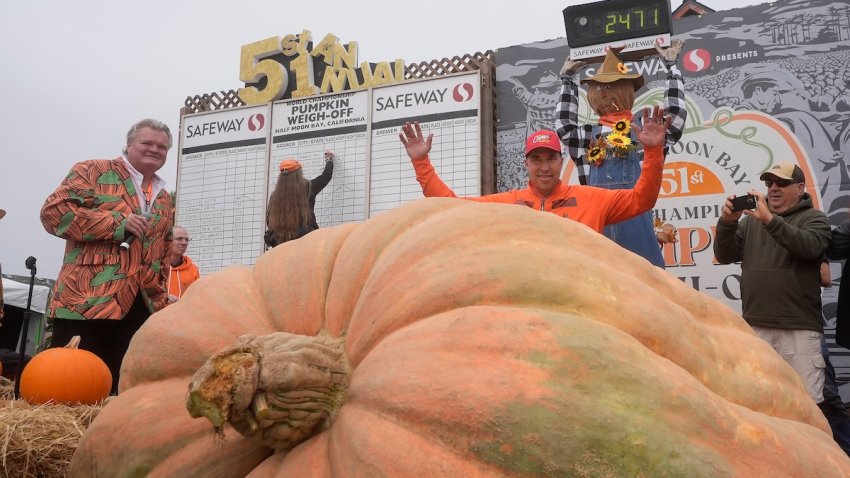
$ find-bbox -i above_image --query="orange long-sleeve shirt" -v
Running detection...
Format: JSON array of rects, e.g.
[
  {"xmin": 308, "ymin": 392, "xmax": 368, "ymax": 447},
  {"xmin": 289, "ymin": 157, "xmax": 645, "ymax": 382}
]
[{"xmin": 412, "ymin": 145, "xmax": 664, "ymax": 233}]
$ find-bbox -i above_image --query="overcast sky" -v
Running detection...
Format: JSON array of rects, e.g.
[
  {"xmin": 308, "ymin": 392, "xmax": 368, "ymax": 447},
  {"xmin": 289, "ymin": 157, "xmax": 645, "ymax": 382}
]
[{"xmin": 0, "ymin": 0, "xmax": 769, "ymax": 279}]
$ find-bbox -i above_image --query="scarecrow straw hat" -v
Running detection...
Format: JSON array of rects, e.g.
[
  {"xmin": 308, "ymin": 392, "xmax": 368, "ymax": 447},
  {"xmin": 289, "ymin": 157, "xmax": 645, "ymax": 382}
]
[{"xmin": 581, "ymin": 46, "xmax": 645, "ymax": 91}]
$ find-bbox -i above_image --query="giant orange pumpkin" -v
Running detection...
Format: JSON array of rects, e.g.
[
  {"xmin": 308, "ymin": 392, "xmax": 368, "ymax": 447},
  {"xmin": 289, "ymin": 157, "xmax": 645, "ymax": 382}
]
[{"xmin": 70, "ymin": 199, "xmax": 850, "ymax": 476}]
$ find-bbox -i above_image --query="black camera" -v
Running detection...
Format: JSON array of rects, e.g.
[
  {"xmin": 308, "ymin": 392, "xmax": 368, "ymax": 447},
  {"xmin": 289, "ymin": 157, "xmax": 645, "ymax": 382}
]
[{"xmin": 730, "ymin": 194, "xmax": 757, "ymax": 212}]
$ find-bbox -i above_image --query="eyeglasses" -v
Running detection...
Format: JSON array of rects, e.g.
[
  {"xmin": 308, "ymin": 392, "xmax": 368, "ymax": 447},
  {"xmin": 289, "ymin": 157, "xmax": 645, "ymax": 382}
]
[
  {"xmin": 173, "ymin": 237, "xmax": 191, "ymax": 242},
  {"xmin": 764, "ymin": 178, "xmax": 797, "ymax": 188}
]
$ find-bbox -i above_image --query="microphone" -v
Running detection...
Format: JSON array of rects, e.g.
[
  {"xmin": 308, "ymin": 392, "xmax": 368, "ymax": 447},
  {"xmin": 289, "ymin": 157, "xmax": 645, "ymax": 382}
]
[
  {"xmin": 25, "ymin": 256, "xmax": 37, "ymax": 273},
  {"xmin": 120, "ymin": 213, "xmax": 151, "ymax": 251}
]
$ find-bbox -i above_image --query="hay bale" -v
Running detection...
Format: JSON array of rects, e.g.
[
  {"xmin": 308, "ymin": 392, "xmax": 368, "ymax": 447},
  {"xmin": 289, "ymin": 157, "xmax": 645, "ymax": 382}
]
[
  {"xmin": 0, "ymin": 377, "xmax": 108, "ymax": 478},
  {"xmin": 0, "ymin": 377, "xmax": 13, "ymax": 401}
]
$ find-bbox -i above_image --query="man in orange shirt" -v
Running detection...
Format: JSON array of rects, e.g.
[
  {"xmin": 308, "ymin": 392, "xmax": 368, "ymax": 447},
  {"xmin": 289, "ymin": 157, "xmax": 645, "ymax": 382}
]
[
  {"xmin": 399, "ymin": 106, "xmax": 672, "ymax": 233},
  {"xmin": 167, "ymin": 225, "xmax": 200, "ymax": 303}
]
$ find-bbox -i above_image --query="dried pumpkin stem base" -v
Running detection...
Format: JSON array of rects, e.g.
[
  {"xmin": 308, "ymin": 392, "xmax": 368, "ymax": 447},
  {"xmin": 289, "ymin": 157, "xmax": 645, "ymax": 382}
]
[{"xmin": 186, "ymin": 332, "xmax": 349, "ymax": 451}]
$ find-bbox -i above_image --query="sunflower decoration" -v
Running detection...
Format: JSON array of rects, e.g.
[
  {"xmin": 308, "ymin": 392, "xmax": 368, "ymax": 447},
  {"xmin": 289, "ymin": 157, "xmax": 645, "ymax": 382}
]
[
  {"xmin": 604, "ymin": 131, "xmax": 639, "ymax": 158},
  {"xmin": 616, "ymin": 62, "xmax": 629, "ymax": 74},
  {"xmin": 613, "ymin": 119, "xmax": 631, "ymax": 135},
  {"xmin": 605, "ymin": 132, "xmax": 632, "ymax": 149},
  {"xmin": 587, "ymin": 143, "xmax": 606, "ymax": 165},
  {"xmin": 586, "ymin": 123, "xmax": 639, "ymax": 166}
]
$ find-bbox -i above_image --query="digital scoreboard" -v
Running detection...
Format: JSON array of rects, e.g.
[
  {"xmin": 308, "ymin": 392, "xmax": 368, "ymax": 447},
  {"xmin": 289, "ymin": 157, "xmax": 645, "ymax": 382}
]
[{"xmin": 563, "ymin": 0, "xmax": 672, "ymax": 61}]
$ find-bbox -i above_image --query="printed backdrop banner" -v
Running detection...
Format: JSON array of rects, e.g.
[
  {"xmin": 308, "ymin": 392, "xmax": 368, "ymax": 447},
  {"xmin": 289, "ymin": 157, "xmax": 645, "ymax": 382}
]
[{"xmin": 494, "ymin": 0, "xmax": 850, "ymax": 397}]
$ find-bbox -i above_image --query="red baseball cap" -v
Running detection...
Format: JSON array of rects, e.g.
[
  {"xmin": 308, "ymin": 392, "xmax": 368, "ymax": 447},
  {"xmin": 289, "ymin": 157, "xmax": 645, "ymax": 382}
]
[{"xmin": 525, "ymin": 130, "xmax": 562, "ymax": 156}]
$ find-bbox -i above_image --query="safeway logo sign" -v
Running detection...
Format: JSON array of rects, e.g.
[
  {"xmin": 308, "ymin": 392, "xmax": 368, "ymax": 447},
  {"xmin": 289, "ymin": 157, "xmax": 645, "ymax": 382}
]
[
  {"xmin": 452, "ymin": 83, "xmax": 474, "ymax": 102},
  {"xmin": 247, "ymin": 113, "xmax": 265, "ymax": 131},
  {"xmin": 683, "ymin": 49, "xmax": 712, "ymax": 73}
]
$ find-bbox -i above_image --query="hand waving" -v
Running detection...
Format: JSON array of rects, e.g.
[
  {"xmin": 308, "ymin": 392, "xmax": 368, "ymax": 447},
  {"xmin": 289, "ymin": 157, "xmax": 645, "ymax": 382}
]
[
  {"xmin": 632, "ymin": 105, "xmax": 673, "ymax": 148},
  {"xmin": 399, "ymin": 122, "xmax": 433, "ymax": 160}
]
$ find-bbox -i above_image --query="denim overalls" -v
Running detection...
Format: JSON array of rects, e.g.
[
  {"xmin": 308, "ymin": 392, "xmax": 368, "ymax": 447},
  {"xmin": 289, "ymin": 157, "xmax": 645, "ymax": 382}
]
[{"xmin": 587, "ymin": 124, "xmax": 664, "ymax": 268}]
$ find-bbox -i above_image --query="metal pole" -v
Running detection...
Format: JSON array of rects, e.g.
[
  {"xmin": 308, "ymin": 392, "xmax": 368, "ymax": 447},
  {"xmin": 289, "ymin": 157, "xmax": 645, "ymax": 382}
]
[{"xmin": 13, "ymin": 256, "xmax": 36, "ymax": 399}]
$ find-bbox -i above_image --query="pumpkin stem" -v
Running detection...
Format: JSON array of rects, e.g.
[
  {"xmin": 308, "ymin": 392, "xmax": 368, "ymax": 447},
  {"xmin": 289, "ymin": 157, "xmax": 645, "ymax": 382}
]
[
  {"xmin": 66, "ymin": 336, "xmax": 82, "ymax": 349},
  {"xmin": 186, "ymin": 332, "xmax": 349, "ymax": 451}
]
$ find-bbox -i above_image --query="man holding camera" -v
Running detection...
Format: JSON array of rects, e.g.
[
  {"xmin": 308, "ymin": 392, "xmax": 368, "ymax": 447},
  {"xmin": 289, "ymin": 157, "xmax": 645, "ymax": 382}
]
[{"xmin": 714, "ymin": 162, "xmax": 831, "ymax": 406}]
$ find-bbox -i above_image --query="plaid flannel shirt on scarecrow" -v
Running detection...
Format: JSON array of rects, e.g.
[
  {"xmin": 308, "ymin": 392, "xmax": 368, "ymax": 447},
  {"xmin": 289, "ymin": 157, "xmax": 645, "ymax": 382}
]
[{"xmin": 555, "ymin": 61, "xmax": 687, "ymax": 186}]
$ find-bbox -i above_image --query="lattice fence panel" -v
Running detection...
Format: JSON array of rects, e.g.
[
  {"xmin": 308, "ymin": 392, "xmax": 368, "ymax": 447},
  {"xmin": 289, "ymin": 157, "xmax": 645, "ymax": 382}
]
[
  {"xmin": 404, "ymin": 51, "xmax": 494, "ymax": 80},
  {"xmin": 182, "ymin": 90, "xmax": 246, "ymax": 114},
  {"xmin": 181, "ymin": 51, "xmax": 496, "ymax": 114}
]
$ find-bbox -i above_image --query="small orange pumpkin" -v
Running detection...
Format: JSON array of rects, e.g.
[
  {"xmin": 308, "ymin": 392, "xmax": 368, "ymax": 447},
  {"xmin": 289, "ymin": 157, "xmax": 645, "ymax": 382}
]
[{"xmin": 20, "ymin": 335, "xmax": 112, "ymax": 405}]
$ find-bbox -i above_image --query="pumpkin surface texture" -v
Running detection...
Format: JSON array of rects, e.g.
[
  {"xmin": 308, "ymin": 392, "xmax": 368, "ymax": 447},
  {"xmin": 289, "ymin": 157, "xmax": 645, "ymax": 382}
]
[{"xmin": 70, "ymin": 198, "xmax": 850, "ymax": 477}]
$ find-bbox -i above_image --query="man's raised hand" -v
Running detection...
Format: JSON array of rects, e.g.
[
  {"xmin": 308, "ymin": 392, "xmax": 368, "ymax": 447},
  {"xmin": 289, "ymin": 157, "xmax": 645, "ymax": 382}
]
[
  {"xmin": 632, "ymin": 105, "xmax": 673, "ymax": 148},
  {"xmin": 399, "ymin": 122, "xmax": 433, "ymax": 160}
]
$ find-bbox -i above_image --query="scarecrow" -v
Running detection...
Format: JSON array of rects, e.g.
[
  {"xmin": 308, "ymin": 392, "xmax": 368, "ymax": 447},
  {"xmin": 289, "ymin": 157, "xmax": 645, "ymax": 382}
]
[{"xmin": 555, "ymin": 41, "xmax": 686, "ymax": 267}]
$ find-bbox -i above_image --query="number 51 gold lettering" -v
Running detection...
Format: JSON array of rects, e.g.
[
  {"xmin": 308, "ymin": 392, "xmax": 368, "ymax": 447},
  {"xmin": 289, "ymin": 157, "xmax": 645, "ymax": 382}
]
[{"xmin": 238, "ymin": 36, "xmax": 287, "ymax": 105}]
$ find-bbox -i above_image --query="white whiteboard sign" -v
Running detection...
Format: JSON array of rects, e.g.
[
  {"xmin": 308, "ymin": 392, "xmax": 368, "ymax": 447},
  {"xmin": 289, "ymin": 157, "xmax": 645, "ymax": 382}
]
[
  {"xmin": 369, "ymin": 72, "xmax": 481, "ymax": 215},
  {"xmin": 269, "ymin": 91, "xmax": 369, "ymax": 228},
  {"xmin": 177, "ymin": 104, "xmax": 270, "ymax": 274},
  {"xmin": 176, "ymin": 71, "xmax": 482, "ymax": 271}
]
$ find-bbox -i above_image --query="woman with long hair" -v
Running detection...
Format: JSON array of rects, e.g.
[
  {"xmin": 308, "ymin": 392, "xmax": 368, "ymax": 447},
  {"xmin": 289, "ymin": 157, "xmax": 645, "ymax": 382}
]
[{"xmin": 264, "ymin": 151, "xmax": 335, "ymax": 248}]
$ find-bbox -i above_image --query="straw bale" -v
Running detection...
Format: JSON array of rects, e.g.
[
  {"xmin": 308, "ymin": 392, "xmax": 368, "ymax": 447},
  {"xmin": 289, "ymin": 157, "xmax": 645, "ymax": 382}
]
[{"xmin": 0, "ymin": 377, "xmax": 108, "ymax": 478}]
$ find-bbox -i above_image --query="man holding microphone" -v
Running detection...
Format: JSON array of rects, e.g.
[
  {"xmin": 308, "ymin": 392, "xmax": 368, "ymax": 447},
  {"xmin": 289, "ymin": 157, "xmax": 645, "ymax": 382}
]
[{"xmin": 40, "ymin": 119, "xmax": 174, "ymax": 394}]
